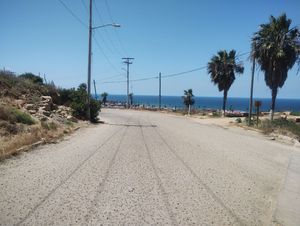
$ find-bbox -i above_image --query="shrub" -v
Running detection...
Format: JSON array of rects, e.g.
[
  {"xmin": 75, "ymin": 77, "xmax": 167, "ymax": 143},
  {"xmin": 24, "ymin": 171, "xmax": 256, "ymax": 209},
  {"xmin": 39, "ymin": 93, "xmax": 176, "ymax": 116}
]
[
  {"xmin": 19, "ymin": 73, "xmax": 43, "ymax": 84},
  {"xmin": 235, "ymin": 118, "xmax": 242, "ymax": 123},
  {"xmin": 12, "ymin": 108, "xmax": 35, "ymax": 125},
  {"xmin": 41, "ymin": 121, "xmax": 58, "ymax": 130},
  {"xmin": 0, "ymin": 121, "xmax": 20, "ymax": 135},
  {"xmin": 260, "ymin": 118, "xmax": 300, "ymax": 140},
  {"xmin": 0, "ymin": 105, "xmax": 35, "ymax": 125},
  {"xmin": 90, "ymin": 98, "xmax": 101, "ymax": 122},
  {"xmin": 70, "ymin": 83, "xmax": 88, "ymax": 119},
  {"xmin": 57, "ymin": 88, "xmax": 75, "ymax": 106},
  {"xmin": 290, "ymin": 112, "xmax": 300, "ymax": 116}
]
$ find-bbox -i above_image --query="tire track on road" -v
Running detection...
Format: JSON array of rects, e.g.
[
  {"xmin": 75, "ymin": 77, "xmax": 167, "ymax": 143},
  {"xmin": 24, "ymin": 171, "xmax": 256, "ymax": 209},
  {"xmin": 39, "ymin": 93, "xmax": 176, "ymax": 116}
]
[
  {"xmin": 84, "ymin": 114, "xmax": 134, "ymax": 222},
  {"xmin": 16, "ymin": 120, "xmax": 128, "ymax": 225},
  {"xmin": 139, "ymin": 118, "xmax": 179, "ymax": 226},
  {"xmin": 151, "ymin": 124, "xmax": 245, "ymax": 225},
  {"xmin": 84, "ymin": 125, "xmax": 129, "ymax": 222}
]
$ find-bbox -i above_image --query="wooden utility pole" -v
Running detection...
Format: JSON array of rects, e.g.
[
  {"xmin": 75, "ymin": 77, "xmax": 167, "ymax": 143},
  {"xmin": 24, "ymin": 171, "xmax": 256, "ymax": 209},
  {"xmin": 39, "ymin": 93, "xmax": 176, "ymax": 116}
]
[
  {"xmin": 87, "ymin": 0, "xmax": 92, "ymax": 120},
  {"xmin": 248, "ymin": 57, "xmax": 255, "ymax": 126},
  {"xmin": 159, "ymin": 72, "xmax": 161, "ymax": 110},
  {"xmin": 122, "ymin": 57, "xmax": 134, "ymax": 108}
]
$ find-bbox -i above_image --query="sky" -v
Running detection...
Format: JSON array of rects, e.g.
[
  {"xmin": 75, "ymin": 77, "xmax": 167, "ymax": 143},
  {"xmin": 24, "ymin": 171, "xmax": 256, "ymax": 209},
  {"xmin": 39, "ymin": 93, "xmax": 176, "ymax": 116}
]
[{"xmin": 0, "ymin": 0, "xmax": 300, "ymax": 98}]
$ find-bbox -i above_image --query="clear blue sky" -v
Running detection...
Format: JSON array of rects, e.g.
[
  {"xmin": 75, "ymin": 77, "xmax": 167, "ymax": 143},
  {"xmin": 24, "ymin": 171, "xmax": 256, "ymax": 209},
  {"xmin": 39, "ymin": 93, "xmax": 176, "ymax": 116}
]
[{"xmin": 1, "ymin": 0, "xmax": 299, "ymax": 98}]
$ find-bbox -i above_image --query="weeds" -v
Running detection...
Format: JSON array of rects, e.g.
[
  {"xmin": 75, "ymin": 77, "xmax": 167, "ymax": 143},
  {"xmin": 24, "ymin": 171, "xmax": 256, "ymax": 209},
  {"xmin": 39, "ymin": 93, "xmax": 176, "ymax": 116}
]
[
  {"xmin": 290, "ymin": 112, "xmax": 300, "ymax": 116},
  {"xmin": 259, "ymin": 118, "xmax": 300, "ymax": 140},
  {"xmin": 41, "ymin": 121, "xmax": 58, "ymax": 130}
]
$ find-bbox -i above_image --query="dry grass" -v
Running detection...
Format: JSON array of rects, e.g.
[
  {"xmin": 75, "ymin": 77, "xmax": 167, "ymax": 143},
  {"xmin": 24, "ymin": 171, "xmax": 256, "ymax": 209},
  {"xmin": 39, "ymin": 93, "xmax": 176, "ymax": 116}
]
[{"xmin": 0, "ymin": 121, "xmax": 75, "ymax": 160}]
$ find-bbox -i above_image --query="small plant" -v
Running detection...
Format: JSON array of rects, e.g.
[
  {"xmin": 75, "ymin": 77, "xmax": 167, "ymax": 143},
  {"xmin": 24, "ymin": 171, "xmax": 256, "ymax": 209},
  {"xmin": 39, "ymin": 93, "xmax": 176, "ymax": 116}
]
[
  {"xmin": 64, "ymin": 120, "xmax": 73, "ymax": 127},
  {"xmin": 259, "ymin": 118, "xmax": 300, "ymax": 140},
  {"xmin": 211, "ymin": 111, "xmax": 221, "ymax": 117},
  {"xmin": 235, "ymin": 118, "xmax": 242, "ymax": 123},
  {"xmin": 290, "ymin": 112, "xmax": 300, "ymax": 116},
  {"xmin": 41, "ymin": 121, "xmax": 57, "ymax": 130},
  {"xmin": 0, "ymin": 105, "xmax": 35, "ymax": 125}
]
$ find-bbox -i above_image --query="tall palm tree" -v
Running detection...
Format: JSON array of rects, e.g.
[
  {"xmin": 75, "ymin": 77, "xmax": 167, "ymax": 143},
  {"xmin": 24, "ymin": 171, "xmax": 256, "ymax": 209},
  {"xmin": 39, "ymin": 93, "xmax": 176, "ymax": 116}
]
[
  {"xmin": 252, "ymin": 13, "xmax": 300, "ymax": 120},
  {"xmin": 207, "ymin": 50, "xmax": 244, "ymax": 115},
  {"xmin": 182, "ymin": 89, "xmax": 195, "ymax": 115},
  {"xmin": 101, "ymin": 92, "xmax": 108, "ymax": 105}
]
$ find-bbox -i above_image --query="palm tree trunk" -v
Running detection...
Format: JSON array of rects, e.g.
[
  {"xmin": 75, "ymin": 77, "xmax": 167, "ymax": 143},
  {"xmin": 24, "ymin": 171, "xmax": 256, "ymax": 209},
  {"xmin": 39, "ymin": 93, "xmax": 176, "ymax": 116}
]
[
  {"xmin": 223, "ymin": 90, "xmax": 228, "ymax": 116},
  {"xmin": 188, "ymin": 104, "xmax": 191, "ymax": 116},
  {"xmin": 271, "ymin": 87, "xmax": 277, "ymax": 121}
]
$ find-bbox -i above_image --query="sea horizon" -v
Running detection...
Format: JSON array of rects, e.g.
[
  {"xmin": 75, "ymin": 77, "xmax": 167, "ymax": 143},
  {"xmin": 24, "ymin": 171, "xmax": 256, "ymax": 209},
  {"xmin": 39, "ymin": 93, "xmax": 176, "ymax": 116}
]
[{"xmin": 96, "ymin": 94, "xmax": 300, "ymax": 112}]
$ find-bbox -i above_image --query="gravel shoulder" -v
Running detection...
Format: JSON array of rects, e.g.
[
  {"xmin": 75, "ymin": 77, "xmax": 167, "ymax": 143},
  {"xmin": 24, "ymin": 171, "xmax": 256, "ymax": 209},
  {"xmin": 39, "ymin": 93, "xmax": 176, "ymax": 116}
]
[{"xmin": 0, "ymin": 109, "xmax": 298, "ymax": 225}]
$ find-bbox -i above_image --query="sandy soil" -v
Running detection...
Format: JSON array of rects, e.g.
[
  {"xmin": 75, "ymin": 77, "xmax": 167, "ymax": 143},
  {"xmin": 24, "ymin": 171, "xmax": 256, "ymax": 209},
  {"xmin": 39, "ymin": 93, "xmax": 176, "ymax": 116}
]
[{"xmin": 0, "ymin": 109, "xmax": 299, "ymax": 225}]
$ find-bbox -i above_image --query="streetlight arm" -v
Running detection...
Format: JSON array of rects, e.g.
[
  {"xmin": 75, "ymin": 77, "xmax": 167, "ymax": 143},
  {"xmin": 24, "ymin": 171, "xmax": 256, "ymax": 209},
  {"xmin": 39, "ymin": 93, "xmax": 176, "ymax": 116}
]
[{"xmin": 92, "ymin": 23, "xmax": 121, "ymax": 30}]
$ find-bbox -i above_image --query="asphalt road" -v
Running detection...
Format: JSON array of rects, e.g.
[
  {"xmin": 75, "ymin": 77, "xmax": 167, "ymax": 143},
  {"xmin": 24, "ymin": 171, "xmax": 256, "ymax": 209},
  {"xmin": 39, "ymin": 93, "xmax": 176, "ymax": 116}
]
[{"xmin": 0, "ymin": 109, "xmax": 298, "ymax": 225}]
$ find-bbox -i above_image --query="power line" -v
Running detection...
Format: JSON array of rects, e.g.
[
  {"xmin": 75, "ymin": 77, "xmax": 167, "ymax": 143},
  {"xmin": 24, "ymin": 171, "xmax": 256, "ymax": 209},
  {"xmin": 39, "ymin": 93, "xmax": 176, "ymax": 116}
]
[
  {"xmin": 80, "ymin": 0, "xmax": 88, "ymax": 15},
  {"xmin": 104, "ymin": 0, "xmax": 129, "ymax": 56},
  {"xmin": 101, "ymin": 51, "xmax": 250, "ymax": 84},
  {"xmin": 98, "ymin": 73, "xmax": 125, "ymax": 82},
  {"xmin": 93, "ymin": 0, "xmax": 123, "ymax": 58},
  {"xmin": 57, "ymin": 0, "xmax": 87, "ymax": 28},
  {"xmin": 93, "ymin": 34, "xmax": 122, "ymax": 74}
]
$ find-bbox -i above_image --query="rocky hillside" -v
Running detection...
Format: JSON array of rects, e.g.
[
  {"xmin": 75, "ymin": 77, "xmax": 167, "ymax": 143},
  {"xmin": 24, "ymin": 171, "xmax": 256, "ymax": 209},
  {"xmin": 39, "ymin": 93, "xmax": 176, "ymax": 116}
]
[{"xmin": 0, "ymin": 70, "xmax": 92, "ymax": 160}]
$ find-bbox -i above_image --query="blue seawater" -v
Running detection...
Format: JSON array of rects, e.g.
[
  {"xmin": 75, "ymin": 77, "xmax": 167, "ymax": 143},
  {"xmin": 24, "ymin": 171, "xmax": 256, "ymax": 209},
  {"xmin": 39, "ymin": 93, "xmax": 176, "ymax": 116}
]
[{"xmin": 97, "ymin": 94, "xmax": 300, "ymax": 112}]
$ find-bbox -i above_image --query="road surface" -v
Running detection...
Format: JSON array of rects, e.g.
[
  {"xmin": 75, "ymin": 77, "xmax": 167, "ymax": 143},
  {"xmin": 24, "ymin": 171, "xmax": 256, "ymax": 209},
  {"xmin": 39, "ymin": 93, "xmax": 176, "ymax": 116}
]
[{"xmin": 0, "ymin": 109, "xmax": 299, "ymax": 225}]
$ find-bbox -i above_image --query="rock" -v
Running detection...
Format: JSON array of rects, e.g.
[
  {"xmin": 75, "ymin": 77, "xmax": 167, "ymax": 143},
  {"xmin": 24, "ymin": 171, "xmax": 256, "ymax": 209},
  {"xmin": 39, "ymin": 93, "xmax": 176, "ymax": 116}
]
[
  {"xmin": 41, "ymin": 96, "xmax": 52, "ymax": 101},
  {"xmin": 67, "ymin": 115, "xmax": 78, "ymax": 122},
  {"xmin": 28, "ymin": 110, "xmax": 37, "ymax": 114},
  {"xmin": 25, "ymin": 104, "xmax": 35, "ymax": 110},
  {"xmin": 15, "ymin": 99, "xmax": 25, "ymax": 108},
  {"xmin": 43, "ymin": 111, "xmax": 51, "ymax": 117}
]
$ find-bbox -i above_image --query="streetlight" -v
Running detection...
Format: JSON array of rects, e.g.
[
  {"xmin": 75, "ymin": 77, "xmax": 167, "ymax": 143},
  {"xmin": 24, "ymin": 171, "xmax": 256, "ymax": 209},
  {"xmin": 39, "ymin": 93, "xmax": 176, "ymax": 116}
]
[
  {"xmin": 92, "ymin": 23, "xmax": 121, "ymax": 30},
  {"xmin": 86, "ymin": 0, "xmax": 121, "ymax": 121}
]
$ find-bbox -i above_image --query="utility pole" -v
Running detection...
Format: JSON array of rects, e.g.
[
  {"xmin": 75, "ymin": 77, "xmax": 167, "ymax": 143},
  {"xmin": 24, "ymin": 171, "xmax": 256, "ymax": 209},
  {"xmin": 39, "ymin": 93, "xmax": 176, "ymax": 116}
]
[
  {"xmin": 93, "ymin": 79, "xmax": 97, "ymax": 100},
  {"xmin": 159, "ymin": 72, "xmax": 161, "ymax": 110},
  {"xmin": 248, "ymin": 57, "xmax": 255, "ymax": 126},
  {"xmin": 87, "ymin": 0, "xmax": 93, "ymax": 121},
  {"xmin": 122, "ymin": 57, "xmax": 134, "ymax": 108}
]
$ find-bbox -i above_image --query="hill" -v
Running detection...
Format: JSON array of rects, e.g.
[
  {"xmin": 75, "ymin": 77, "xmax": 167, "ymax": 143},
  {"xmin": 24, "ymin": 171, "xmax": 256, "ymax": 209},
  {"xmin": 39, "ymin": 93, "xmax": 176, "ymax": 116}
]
[{"xmin": 0, "ymin": 70, "xmax": 100, "ymax": 159}]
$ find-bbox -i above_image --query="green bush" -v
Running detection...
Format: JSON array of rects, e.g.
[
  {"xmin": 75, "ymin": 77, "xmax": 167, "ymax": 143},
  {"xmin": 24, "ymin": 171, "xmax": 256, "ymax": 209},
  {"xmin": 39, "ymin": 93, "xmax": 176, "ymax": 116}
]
[
  {"xmin": 70, "ymin": 84, "xmax": 88, "ymax": 119},
  {"xmin": 12, "ymin": 108, "xmax": 35, "ymax": 125},
  {"xmin": 19, "ymin": 73, "xmax": 43, "ymax": 84},
  {"xmin": 68, "ymin": 83, "xmax": 101, "ymax": 122},
  {"xmin": 90, "ymin": 98, "xmax": 101, "ymax": 122},
  {"xmin": 0, "ymin": 105, "xmax": 35, "ymax": 125}
]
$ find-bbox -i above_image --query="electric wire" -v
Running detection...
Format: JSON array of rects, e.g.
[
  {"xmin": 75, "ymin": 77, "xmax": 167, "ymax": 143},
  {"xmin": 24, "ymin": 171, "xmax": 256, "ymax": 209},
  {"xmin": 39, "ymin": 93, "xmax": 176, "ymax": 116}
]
[
  {"xmin": 93, "ymin": 0, "xmax": 123, "ymax": 58},
  {"xmin": 57, "ymin": 0, "xmax": 88, "ymax": 28},
  {"xmin": 101, "ymin": 51, "xmax": 250, "ymax": 84},
  {"xmin": 80, "ymin": 0, "xmax": 88, "ymax": 15},
  {"xmin": 104, "ymin": 0, "xmax": 129, "ymax": 56},
  {"xmin": 93, "ymin": 34, "xmax": 122, "ymax": 74}
]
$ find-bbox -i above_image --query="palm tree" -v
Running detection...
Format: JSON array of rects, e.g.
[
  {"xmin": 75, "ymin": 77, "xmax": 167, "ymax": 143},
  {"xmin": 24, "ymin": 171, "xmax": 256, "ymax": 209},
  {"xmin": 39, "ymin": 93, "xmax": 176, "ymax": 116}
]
[
  {"xmin": 252, "ymin": 13, "xmax": 300, "ymax": 120},
  {"xmin": 101, "ymin": 92, "xmax": 108, "ymax": 105},
  {"xmin": 207, "ymin": 50, "xmax": 244, "ymax": 115},
  {"xmin": 182, "ymin": 89, "xmax": 195, "ymax": 115}
]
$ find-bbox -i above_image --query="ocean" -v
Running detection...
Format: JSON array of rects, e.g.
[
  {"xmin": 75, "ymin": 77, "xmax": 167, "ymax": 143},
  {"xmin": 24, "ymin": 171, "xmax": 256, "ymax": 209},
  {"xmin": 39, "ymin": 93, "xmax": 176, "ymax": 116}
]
[{"xmin": 101, "ymin": 94, "xmax": 300, "ymax": 112}]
